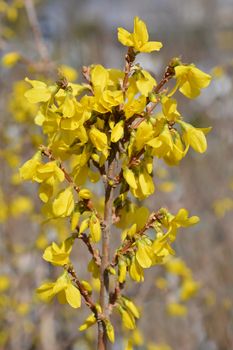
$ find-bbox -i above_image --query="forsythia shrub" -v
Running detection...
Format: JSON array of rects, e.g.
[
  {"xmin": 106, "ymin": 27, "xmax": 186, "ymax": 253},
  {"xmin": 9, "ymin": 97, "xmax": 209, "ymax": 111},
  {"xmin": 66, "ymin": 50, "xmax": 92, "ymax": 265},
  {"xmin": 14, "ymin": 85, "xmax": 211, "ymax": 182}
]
[{"xmin": 19, "ymin": 17, "xmax": 211, "ymax": 350}]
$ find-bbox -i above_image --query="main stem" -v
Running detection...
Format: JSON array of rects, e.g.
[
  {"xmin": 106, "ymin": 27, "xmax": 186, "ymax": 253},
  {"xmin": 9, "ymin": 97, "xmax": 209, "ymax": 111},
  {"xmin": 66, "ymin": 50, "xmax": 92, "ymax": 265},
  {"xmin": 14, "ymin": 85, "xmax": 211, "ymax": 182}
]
[{"xmin": 98, "ymin": 152, "xmax": 116, "ymax": 350}]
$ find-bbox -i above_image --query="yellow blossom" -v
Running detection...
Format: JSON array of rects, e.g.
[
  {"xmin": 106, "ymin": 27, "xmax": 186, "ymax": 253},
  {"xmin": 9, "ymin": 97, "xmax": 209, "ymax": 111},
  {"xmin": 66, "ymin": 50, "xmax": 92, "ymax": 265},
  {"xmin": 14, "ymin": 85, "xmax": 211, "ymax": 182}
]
[
  {"xmin": 1, "ymin": 51, "xmax": 20, "ymax": 67},
  {"xmin": 24, "ymin": 78, "xmax": 54, "ymax": 104},
  {"xmin": 105, "ymin": 320, "xmax": 115, "ymax": 343},
  {"xmin": 179, "ymin": 121, "xmax": 212, "ymax": 154},
  {"xmin": 43, "ymin": 238, "xmax": 73, "ymax": 266},
  {"xmin": 136, "ymin": 240, "xmax": 153, "ymax": 268},
  {"xmin": 180, "ymin": 279, "xmax": 200, "ymax": 301},
  {"xmin": 37, "ymin": 273, "xmax": 81, "ymax": 308},
  {"xmin": 162, "ymin": 96, "xmax": 181, "ymax": 122},
  {"xmin": 58, "ymin": 64, "xmax": 78, "ymax": 82},
  {"xmin": 89, "ymin": 214, "xmax": 101, "ymax": 243},
  {"xmin": 171, "ymin": 208, "xmax": 200, "ymax": 227},
  {"xmin": 79, "ymin": 188, "xmax": 92, "ymax": 199},
  {"xmin": 119, "ymin": 306, "xmax": 136, "ymax": 329},
  {"xmin": 167, "ymin": 302, "xmax": 187, "ymax": 316},
  {"xmin": 10, "ymin": 196, "xmax": 33, "ymax": 217},
  {"xmin": 79, "ymin": 313, "xmax": 97, "ymax": 331},
  {"xmin": 123, "ymin": 95, "xmax": 146, "ymax": 119},
  {"xmin": 52, "ymin": 187, "xmax": 75, "ymax": 218},
  {"xmin": 134, "ymin": 69, "xmax": 156, "ymax": 96},
  {"xmin": 89, "ymin": 127, "xmax": 108, "ymax": 152},
  {"xmin": 111, "ymin": 121, "xmax": 124, "ymax": 143},
  {"xmin": 175, "ymin": 65, "xmax": 211, "ymax": 99},
  {"xmin": 0, "ymin": 276, "xmax": 10, "ymax": 292},
  {"xmin": 118, "ymin": 17, "xmax": 163, "ymax": 53}
]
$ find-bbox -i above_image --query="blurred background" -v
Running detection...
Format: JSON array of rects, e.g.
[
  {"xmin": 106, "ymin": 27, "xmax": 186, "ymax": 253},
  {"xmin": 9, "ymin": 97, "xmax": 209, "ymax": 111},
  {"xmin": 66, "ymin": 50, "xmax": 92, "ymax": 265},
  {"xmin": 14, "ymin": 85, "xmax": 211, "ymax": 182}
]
[{"xmin": 0, "ymin": 0, "xmax": 233, "ymax": 349}]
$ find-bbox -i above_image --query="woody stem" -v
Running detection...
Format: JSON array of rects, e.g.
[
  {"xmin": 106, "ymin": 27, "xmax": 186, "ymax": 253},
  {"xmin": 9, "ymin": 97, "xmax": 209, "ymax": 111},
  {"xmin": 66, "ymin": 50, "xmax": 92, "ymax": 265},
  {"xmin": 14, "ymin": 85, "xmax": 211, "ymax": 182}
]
[{"xmin": 98, "ymin": 148, "xmax": 116, "ymax": 350}]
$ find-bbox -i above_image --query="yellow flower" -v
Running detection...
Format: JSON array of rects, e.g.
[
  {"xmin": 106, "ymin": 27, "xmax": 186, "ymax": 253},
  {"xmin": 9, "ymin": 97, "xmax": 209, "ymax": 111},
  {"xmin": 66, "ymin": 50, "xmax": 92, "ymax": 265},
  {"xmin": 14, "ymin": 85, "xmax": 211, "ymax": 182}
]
[
  {"xmin": 20, "ymin": 159, "xmax": 65, "ymax": 203},
  {"xmin": 1, "ymin": 51, "xmax": 20, "ymax": 67},
  {"xmin": 34, "ymin": 161, "xmax": 65, "ymax": 183},
  {"xmin": 37, "ymin": 273, "xmax": 81, "ymax": 308},
  {"xmin": 167, "ymin": 302, "xmax": 187, "ymax": 317},
  {"xmin": 137, "ymin": 168, "xmax": 155, "ymax": 197},
  {"xmin": 52, "ymin": 187, "xmax": 75, "ymax": 218},
  {"xmin": 24, "ymin": 78, "xmax": 53, "ymax": 104},
  {"xmin": 162, "ymin": 208, "xmax": 199, "ymax": 230},
  {"xmin": 43, "ymin": 238, "xmax": 73, "ymax": 266},
  {"xmin": 19, "ymin": 154, "xmax": 41, "ymax": 181},
  {"xmin": 165, "ymin": 258, "xmax": 191, "ymax": 277},
  {"xmin": 161, "ymin": 96, "xmax": 181, "ymax": 122},
  {"xmin": 175, "ymin": 65, "xmax": 211, "ymax": 99},
  {"xmin": 134, "ymin": 69, "xmax": 156, "ymax": 96},
  {"xmin": 118, "ymin": 17, "xmax": 163, "ymax": 53},
  {"xmin": 94, "ymin": 90, "xmax": 124, "ymax": 113},
  {"xmin": 164, "ymin": 132, "xmax": 184, "ymax": 166},
  {"xmin": 79, "ymin": 188, "xmax": 92, "ymax": 199},
  {"xmin": 105, "ymin": 320, "xmax": 115, "ymax": 343},
  {"xmin": 89, "ymin": 214, "xmax": 101, "ymax": 243},
  {"xmin": 91, "ymin": 64, "xmax": 109, "ymax": 94},
  {"xmin": 179, "ymin": 121, "xmax": 212, "ymax": 154},
  {"xmin": 118, "ymin": 260, "xmax": 127, "ymax": 283},
  {"xmin": 58, "ymin": 64, "xmax": 78, "ymax": 82},
  {"xmin": 147, "ymin": 124, "xmax": 173, "ymax": 158},
  {"xmin": 123, "ymin": 95, "xmax": 146, "ymax": 119},
  {"xmin": 134, "ymin": 120, "xmax": 154, "ymax": 151},
  {"xmin": 136, "ymin": 240, "xmax": 153, "ymax": 268},
  {"xmin": 10, "ymin": 196, "xmax": 33, "ymax": 217},
  {"xmin": 111, "ymin": 121, "xmax": 124, "ymax": 143},
  {"xmin": 122, "ymin": 297, "xmax": 140, "ymax": 319},
  {"xmin": 79, "ymin": 313, "xmax": 97, "ymax": 331},
  {"xmin": 180, "ymin": 279, "xmax": 200, "ymax": 301},
  {"xmin": 129, "ymin": 256, "xmax": 144, "ymax": 282},
  {"xmin": 89, "ymin": 127, "xmax": 108, "ymax": 152},
  {"xmin": 90, "ymin": 65, "xmax": 124, "ymax": 113},
  {"xmin": 0, "ymin": 276, "xmax": 10, "ymax": 292},
  {"xmin": 123, "ymin": 168, "xmax": 137, "ymax": 190},
  {"xmin": 119, "ymin": 306, "xmax": 136, "ymax": 329}
]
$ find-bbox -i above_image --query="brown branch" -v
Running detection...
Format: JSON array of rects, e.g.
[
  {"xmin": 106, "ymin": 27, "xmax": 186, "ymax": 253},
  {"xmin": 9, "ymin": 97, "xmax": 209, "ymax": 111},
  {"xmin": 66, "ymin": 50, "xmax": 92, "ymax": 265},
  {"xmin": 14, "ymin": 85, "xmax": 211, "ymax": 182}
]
[
  {"xmin": 64, "ymin": 264, "xmax": 101, "ymax": 320},
  {"xmin": 146, "ymin": 63, "xmax": 175, "ymax": 114},
  {"xmin": 92, "ymin": 160, "xmax": 107, "ymax": 188},
  {"xmin": 121, "ymin": 47, "xmax": 136, "ymax": 98},
  {"xmin": 24, "ymin": 0, "xmax": 49, "ymax": 62},
  {"xmin": 108, "ymin": 279, "xmax": 124, "ymax": 314},
  {"xmin": 82, "ymin": 66, "xmax": 94, "ymax": 94},
  {"xmin": 78, "ymin": 233, "xmax": 101, "ymax": 266},
  {"xmin": 98, "ymin": 147, "xmax": 117, "ymax": 349}
]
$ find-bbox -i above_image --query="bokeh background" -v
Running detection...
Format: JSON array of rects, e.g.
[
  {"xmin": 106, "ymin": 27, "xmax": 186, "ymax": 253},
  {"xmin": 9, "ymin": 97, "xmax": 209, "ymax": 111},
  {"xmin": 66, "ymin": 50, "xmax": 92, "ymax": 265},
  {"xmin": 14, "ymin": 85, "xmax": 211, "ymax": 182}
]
[{"xmin": 0, "ymin": 1, "xmax": 233, "ymax": 349}]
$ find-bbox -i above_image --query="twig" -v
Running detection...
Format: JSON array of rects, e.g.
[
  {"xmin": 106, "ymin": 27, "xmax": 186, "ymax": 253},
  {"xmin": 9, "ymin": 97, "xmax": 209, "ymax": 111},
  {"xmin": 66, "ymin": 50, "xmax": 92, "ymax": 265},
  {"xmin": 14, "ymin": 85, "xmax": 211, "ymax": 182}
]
[
  {"xmin": 24, "ymin": 0, "xmax": 49, "ymax": 62},
  {"xmin": 64, "ymin": 264, "xmax": 101, "ymax": 320},
  {"xmin": 146, "ymin": 63, "xmax": 175, "ymax": 114},
  {"xmin": 108, "ymin": 280, "xmax": 124, "ymax": 314},
  {"xmin": 78, "ymin": 233, "xmax": 101, "ymax": 266},
  {"xmin": 121, "ymin": 47, "xmax": 136, "ymax": 98}
]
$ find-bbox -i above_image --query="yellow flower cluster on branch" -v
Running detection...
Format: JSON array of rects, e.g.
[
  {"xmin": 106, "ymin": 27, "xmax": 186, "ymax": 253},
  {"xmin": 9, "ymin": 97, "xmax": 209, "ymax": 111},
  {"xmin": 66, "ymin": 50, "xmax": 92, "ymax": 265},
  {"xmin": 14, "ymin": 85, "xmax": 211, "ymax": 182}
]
[{"xmin": 18, "ymin": 16, "xmax": 212, "ymax": 347}]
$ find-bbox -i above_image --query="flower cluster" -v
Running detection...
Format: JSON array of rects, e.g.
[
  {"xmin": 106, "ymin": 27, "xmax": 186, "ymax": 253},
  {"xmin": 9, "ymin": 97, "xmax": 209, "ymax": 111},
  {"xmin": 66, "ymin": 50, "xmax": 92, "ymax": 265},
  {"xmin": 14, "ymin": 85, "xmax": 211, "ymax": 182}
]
[{"xmin": 19, "ymin": 17, "xmax": 211, "ymax": 345}]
